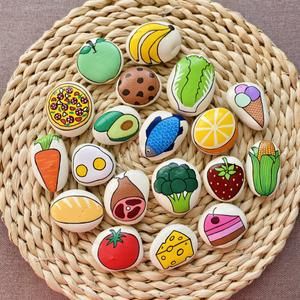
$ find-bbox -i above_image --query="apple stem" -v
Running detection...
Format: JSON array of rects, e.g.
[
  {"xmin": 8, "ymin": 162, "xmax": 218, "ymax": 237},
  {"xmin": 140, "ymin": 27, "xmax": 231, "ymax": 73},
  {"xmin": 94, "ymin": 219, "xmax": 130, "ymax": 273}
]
[{"xmin": 87, "ymin": 40, "xmax": 97, "ymax": 53}]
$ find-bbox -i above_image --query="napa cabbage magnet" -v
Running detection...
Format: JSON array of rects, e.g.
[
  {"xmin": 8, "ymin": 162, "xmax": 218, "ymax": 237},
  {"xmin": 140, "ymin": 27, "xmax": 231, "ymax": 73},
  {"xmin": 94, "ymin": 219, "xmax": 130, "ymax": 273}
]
[{"xmin": 167, "ymin": 54, "xmax": 215, "ymax": 116}]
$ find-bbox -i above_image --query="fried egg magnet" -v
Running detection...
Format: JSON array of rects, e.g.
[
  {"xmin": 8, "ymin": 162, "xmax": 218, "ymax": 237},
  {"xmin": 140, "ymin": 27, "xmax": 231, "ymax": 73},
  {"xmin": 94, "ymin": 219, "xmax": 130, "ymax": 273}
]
[{"xmin": 72, "ymin": 143, "xmax": 116, "ymax": 186}]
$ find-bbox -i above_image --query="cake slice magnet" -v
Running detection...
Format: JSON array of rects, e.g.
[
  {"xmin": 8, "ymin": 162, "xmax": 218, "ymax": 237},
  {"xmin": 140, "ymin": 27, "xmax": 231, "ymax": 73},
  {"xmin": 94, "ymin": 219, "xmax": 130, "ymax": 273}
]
[{"xmin": 198, "ymin": 203, "xmax": 248, "ymax": 248}]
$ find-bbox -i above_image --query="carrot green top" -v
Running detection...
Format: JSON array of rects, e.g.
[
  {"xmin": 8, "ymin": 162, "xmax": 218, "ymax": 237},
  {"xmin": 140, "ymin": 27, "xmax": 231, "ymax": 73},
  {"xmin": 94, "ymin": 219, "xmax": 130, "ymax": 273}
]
[{"xmin": 34, "ymin": 134, "xmax": 61, "ymax": 150}]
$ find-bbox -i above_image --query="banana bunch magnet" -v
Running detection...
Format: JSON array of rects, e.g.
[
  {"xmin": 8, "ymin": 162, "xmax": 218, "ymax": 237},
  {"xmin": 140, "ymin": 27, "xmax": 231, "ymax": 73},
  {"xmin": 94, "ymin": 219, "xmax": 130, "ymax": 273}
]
[{"xmin": 126, "ymin": 22, "xmax": 181, "ymax": 65}]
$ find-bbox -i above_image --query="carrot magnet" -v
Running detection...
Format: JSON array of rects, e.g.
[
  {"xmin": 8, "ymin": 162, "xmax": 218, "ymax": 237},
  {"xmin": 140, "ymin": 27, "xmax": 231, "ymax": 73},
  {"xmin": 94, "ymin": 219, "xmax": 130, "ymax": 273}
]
[{"xmin": 31, "ymin": 134, "xmax": 69, "ymax": 192}]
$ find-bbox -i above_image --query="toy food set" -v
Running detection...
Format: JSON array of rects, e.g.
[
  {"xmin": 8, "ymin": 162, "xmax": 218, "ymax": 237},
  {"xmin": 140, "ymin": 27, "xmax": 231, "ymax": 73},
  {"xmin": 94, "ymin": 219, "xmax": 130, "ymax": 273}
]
[{"xmin": 31, "ymin": 21, "xmax": 280, "ymax": 273}]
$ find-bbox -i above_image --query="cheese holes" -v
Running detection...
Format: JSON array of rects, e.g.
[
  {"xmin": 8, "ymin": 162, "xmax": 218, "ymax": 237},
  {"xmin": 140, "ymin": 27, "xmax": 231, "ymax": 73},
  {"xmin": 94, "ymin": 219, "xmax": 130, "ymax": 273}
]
[{"xmin": 177, "ymin": 248, "xmax": 184, "ymax": 256}]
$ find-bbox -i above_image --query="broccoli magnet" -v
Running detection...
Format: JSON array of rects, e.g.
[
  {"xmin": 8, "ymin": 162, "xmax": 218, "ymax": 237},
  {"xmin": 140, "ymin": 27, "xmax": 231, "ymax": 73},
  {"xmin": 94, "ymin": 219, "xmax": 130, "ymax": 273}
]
[{"xmin": 152, "ymin": 158, "xmax": 202, "ymax": 215}]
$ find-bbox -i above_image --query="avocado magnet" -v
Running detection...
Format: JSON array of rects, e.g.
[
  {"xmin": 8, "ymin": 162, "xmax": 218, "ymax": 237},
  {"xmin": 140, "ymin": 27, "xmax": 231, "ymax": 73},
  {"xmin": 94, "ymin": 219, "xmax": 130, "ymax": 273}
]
[{"xmin": 92, "ymin": 105, "xmax": 141, "ymax": 145}]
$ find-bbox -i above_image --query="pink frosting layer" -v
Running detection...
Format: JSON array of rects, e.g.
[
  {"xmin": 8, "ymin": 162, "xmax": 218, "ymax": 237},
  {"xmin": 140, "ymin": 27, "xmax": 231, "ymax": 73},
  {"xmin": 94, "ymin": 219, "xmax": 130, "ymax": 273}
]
[
  {"xmin": 207, "ymin": 220, "xmax": 244, "ymax": 241},
  {"xmin": 204, "ymin": 214, "xmax": 240, "ymax": 234}
]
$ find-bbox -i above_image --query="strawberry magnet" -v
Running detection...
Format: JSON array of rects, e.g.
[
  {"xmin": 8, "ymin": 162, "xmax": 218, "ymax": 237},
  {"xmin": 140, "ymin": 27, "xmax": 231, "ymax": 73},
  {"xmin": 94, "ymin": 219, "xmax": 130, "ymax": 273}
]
[{"xmin": 203, "ymin": 156, "xmax": 245, "ymax": 202}]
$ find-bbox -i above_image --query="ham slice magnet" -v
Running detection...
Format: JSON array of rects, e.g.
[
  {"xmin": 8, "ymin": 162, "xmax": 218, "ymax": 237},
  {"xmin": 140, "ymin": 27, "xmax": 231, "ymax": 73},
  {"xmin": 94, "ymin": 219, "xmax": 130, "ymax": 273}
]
[{"xmin": 111, "ymin": 176, "xmax": 146, "ymax": 222}]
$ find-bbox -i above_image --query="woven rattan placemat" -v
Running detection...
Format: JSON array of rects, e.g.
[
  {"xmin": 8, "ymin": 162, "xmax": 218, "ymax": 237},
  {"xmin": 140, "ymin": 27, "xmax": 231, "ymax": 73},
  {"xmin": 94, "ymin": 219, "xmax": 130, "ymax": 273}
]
[{"xmin": 0, "ymin": 0, "xmax": 299, "ymax": 299}]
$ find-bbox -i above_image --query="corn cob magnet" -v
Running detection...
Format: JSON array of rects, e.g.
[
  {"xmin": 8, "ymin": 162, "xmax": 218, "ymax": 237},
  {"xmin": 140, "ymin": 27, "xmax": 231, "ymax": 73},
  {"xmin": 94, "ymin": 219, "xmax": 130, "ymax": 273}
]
[{"xmin": 246, "ymin": 140, "xmax": 280, "ymax": 196}]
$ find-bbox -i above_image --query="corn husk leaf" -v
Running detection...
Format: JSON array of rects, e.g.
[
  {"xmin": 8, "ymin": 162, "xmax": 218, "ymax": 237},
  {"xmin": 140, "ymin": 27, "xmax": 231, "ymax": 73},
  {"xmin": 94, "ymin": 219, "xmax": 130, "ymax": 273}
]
[
  {"xmin": 249, "ymin": 152, "xmax": 263, "ymax": 195},
  {"xmin": 259, "ymin": 155, "xmax": 273, "ymax": 195},
  {"xmin": 270, "ymin": 151, "xmax": 280, "ymax": 194}
]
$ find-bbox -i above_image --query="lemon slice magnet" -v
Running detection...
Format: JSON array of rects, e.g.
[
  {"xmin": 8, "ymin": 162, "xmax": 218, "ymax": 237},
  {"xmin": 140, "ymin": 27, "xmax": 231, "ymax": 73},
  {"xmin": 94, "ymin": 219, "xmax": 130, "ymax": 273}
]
[{"xmin": 192, "ymin": 107, "xmax": 238, "ymax": 155}]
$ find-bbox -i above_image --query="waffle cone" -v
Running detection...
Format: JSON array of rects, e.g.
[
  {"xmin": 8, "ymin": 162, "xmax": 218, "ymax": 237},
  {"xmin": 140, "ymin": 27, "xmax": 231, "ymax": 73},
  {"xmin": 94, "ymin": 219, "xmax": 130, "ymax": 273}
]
[{"xmin": 243, "ymin": 97, "xmax": 264, "ymax": 127}]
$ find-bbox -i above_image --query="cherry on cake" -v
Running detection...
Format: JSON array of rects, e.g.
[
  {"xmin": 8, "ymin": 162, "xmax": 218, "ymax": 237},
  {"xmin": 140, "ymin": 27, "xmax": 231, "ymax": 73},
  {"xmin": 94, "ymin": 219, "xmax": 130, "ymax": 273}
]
[{"xmin": 198, "ymin": 203, "xmax": 248, "ymax": 248}]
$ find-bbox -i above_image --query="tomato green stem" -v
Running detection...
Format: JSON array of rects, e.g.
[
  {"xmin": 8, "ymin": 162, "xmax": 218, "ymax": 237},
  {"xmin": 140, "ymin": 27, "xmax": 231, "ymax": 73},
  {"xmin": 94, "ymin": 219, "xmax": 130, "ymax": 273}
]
[{"xmin": 106, "ymin": 229, "xmax": 124, "ymax": 248}]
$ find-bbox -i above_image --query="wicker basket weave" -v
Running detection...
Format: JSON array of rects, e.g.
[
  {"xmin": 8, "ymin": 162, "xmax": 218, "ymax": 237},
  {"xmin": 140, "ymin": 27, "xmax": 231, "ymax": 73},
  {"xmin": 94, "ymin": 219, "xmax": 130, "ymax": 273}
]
[{"xmin": 0, "ymin": 0, "xmax": 299, "ymax": 299}]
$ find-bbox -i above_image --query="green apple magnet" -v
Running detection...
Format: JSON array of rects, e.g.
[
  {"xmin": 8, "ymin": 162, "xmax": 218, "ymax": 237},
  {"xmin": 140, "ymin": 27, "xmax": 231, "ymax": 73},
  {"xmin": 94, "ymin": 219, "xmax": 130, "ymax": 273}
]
[{"xmin": 77, "ymin": 38, "xmax": 123, "ymax": 85}]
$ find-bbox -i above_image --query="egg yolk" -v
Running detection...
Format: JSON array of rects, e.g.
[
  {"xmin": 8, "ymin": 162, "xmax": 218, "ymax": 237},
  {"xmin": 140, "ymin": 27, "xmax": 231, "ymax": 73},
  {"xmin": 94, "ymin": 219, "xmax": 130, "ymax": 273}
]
[
  {"xmin": 93, "ymin": 157, "xmax": 106, "ymax": 170},
  {"xmin": 76, "ymin": 164, "xmax": 87, "ymax": 177}
]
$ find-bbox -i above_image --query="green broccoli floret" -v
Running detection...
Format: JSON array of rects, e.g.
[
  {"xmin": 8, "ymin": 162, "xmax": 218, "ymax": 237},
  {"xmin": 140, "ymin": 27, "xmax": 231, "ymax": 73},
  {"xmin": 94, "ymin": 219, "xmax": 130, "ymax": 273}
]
[{"xmin": 154, "ymin": 162, "xmax": 199, "ymax": 213}]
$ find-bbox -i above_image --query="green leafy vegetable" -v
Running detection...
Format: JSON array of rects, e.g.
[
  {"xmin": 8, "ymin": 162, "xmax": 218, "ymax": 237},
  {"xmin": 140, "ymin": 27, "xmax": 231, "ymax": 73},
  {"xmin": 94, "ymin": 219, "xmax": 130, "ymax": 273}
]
[
  {"xmin": 172, "ymin": 55, "xmax": 215, "ymax": 110},
  {"xmin": 154, "ymin": 162, "xmax": 199, "ymax": 213}
]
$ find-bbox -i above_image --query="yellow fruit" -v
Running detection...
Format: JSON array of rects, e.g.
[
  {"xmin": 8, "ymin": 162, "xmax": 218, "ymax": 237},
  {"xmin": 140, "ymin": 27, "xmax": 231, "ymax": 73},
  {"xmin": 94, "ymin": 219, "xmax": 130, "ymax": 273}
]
[
  {"xmin": 140, "ymin": 29, "xmax": 170, "ymax": 63},
  {"xmin": 192, "ymin": 108, "xmax": 238, "ymax": 155},
  {"xmin": 128, "ymin": 22, "xmax": 172, "ymax": 64}
]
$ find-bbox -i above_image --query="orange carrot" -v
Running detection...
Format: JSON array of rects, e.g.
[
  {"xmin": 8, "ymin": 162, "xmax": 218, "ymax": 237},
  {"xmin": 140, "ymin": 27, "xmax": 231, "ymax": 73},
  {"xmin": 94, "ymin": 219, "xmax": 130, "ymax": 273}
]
[{"xmin": 34, "ymin": 134, "xmax": 61, "ymax": 192}]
